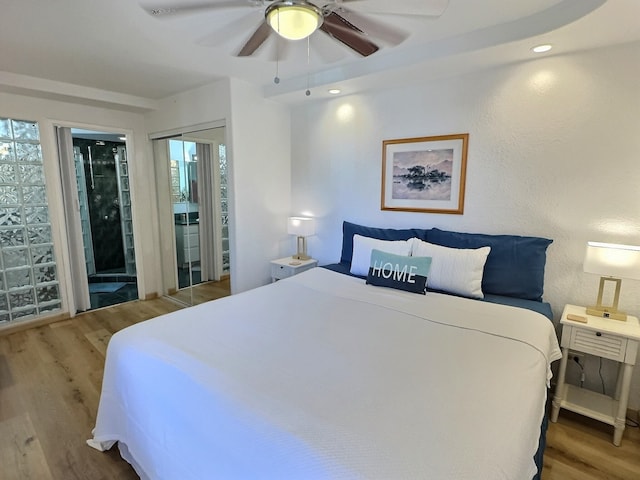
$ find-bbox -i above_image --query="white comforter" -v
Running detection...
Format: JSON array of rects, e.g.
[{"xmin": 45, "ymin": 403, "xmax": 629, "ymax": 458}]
[{"xmin": 89, "ymin": 268, "xmax": 561, "ymax": 480}]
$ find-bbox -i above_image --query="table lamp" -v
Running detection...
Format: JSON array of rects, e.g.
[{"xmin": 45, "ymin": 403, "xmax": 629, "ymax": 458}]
[
  {"xmin": 287, "ymin": 216, "xmax": 315, "ymax": 260},
  {"xmin": 583, "ymin": 241, "xmax": 640, "ymax": 321}
]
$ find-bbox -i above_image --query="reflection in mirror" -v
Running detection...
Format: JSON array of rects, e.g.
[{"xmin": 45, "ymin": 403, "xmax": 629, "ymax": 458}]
[
  {"xmin": 171, "ymin": 139, "xmax": 200, "ymax": 290},
  {"xmin": 152, "ymin": 126, "xmax": 231, "ymax": 306}
]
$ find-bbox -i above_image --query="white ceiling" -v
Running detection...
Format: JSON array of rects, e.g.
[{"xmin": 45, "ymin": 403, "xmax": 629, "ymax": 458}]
[{"xmin": 0, "ymin": 0, "xmax": 638, "ymax": 108}]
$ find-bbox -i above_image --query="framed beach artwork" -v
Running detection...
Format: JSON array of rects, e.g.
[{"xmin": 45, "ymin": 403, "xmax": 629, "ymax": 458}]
[{"xmin": 381, "ymin": 133, "xmax": 469, "ymax": 214}]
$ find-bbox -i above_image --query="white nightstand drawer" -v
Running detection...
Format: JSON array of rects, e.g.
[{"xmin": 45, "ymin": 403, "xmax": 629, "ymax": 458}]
[
  {"xmin": 270, "ymin": 257, "xmax": 317, "ymax": 281},
  {"xmin": 271, "ymin": 262, "xmax": 297, "ymax": 279},
  {"xmin": 569, "ymin": 328, "xmax": 627, "ymax": 362}
]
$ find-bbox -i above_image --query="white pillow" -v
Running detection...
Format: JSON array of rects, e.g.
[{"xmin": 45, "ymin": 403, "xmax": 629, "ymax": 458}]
[
  {"xmin": 411, "ymin": 239, "xmax": 490, "ymax": 299},
  {"xmin": 350, "ymin": 235, "xmax": 414, "ymax": 277}
]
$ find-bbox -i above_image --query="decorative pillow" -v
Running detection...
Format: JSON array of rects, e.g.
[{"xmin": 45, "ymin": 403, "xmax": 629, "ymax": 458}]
[
  {"xmin": 366, "ymin": 249, "xmax": 431, "ymax": 294},
  {"xmin": 350, "ymin": 234, "xmax": 414, "ymax": 277},
  {"xmin": 411, "ymin": 239, "xmax": 490, "ymax": 299},
  {"xmin": 427, "ymin": 228, "xmax": 553, "ymax": 301},
  {"xmin": 340, "ymin": 221, "xmax": 429, "ymax": 265}
]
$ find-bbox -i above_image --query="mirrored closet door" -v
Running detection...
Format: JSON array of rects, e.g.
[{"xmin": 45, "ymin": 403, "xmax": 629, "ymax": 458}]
[{"xmin": 152, "ymin": 125, "xmax": 230, "ymax": 306}]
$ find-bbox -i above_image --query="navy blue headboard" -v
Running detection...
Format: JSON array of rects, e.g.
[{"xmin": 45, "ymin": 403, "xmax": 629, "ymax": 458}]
[{"xmin": 338, "ymin": 221, "xmax": 553, "ymax": 303}]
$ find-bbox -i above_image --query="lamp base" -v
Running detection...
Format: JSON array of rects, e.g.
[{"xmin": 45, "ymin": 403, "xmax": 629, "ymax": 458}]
[
  {"xmin": 586, "ymin": 306, "xmax": 627, "ymax": 321},
  {"xmin": 292, "ymin": 236, "xmax": 310, "ymax": 261},
  {"xmin": 588, "ymin": 276, "xmax": 627, "ymax": 321}
]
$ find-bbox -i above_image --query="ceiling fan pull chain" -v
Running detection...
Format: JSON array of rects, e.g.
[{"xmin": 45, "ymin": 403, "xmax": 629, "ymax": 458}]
[
  {"xmin": 273, "ymin": 0, "xmax": 282, "ymax": 84},
  {"xmin": 274, "ymin": 35, "xmax": 280, "ymax": 84},
  {"xmin": 305, "ymin": 36, "xmax": 311, "ymax": 96}
]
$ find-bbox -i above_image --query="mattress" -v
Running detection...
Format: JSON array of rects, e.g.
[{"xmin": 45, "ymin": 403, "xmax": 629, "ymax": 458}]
[{"xmin": 89, "ymin": 268, "xmax": 561, "ymax": 479}]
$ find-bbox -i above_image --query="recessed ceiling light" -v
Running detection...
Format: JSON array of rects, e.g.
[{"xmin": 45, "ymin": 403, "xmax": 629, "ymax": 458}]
[
  {"xmin": 328, "ymin": 88, "xmax": 341, "ymax": 95},
  {"xmin": 532, "ymin": 44, "xmax": 552, "ymax": 54}
]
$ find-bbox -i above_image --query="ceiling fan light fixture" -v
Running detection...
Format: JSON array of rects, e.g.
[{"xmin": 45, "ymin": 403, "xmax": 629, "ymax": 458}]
[{"xmin": 266, "ymin": 1, "xmax": 324, "ymax": 41}]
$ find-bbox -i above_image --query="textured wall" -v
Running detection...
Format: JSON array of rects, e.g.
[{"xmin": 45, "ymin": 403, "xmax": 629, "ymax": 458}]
[{"xmin": 290, "ymin": 41, "xmax": 640, "ymax": 408}]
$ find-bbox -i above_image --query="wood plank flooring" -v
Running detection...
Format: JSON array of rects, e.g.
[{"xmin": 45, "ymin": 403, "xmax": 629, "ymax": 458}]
[
  {"xmin": 544, "ymin": 410, "xmax": 640, "ymax": 479},
  {"xmin": 0, "ymin": 298, "xmax": 182, "ymax": 479},
  {"xmin": 1, "ymin": 290, "xmax": 639, "ymax": 479},
  {"xmin": 169, "ymin": 277, "xmax": 231, "ymax": 306}
]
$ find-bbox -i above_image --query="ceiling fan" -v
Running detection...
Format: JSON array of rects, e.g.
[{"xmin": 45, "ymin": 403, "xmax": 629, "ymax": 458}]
[{"xmin": 141, "ymin": 0, "xmax": 449, "ymax": 58}]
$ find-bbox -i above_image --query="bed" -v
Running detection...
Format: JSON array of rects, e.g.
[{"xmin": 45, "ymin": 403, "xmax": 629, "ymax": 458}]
[{"xmin": 89, "ymin": 222, "xmax": 561, "ymax": 480}]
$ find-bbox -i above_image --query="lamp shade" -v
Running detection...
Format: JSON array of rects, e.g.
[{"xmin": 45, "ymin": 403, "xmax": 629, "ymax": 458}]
[
  {"xmin": 266, "ymin": 1, "xmax": 323, "ymax": 41},
  {"xmin": 287, "ymin": 217, "xmax": 316, "ymax": 237},
  {"xmin": 583, "ymin": 241, "xmax": 640, "ymax": 280}
]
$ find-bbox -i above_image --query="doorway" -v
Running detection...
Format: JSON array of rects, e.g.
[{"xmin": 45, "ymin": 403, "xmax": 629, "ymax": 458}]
[
  {"xmin": 152, "ymin": 126, "xmax": 230, "ymax": 306},
  {"xmin": 57, "ymin": 127, "xmax": 138, "ymax": 311}
]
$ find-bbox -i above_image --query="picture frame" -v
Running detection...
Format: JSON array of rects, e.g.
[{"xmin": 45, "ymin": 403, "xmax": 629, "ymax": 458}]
[{"xmin": 381, "ymin": 133, "xmax": 469, "ymax": 214}]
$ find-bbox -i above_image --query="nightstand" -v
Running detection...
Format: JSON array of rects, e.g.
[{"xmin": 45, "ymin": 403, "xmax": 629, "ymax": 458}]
[
  {"xmin": 270, "ymin": 257, "xmax": 318, "ymax": 282},
  {"xmin": 550, "ymin": 304, "xmax": 640, "ymax": 446}
]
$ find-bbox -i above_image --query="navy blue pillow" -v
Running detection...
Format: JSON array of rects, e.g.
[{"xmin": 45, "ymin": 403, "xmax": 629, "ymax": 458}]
[
  {"xmin": 340, "ymin": 221, "xmax": 429, "ymax": 265},
  {"xmin": 427, "ymin": 228, "xmax": 553, "ymax": 301},
  {"xmin": 366, "ymin": 250, "xmax": 432, "ymax": 295}
]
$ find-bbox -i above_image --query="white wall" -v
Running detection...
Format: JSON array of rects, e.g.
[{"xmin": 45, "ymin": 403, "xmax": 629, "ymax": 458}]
[
  {"xmin": 290, "ymin": 41, "xmax": 640, "ymax": 408},
  {"xmin": 146, "ymin": 77, "xmax": 291, "ymax": 293},
  {"xmin": 0, "ymin": 91, "xmax": 156, "ymax": 309},
  {"xmin": 228, "ymin": 79, "xmax": 292, "ymax": 292}
]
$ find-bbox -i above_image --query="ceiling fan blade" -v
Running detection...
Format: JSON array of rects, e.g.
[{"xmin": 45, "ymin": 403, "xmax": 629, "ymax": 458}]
[
  {"xmin": 237, "ymin": 21, "xmax": 272, "ymax": 56},
  {"xmin": 336, "ymin": 0, "xmax": 450, "ymax": 16},
  {"xmin": 306, "ymin": 31, "xmax": 349, "ymax": 64},
  {"xmin": 141, "ymin": 1, "xmax": 247, "ymax": 17},
  {"xmin": 197, "ymin": 11, "xmax": 263, "ymax": 47},
  {"xmin": 320, "ymin": 11, "xmax": 379, "ymax": 57},
  {"xmin": 331, "ymin": 7, "xmax": 408, "ymax": 46}
]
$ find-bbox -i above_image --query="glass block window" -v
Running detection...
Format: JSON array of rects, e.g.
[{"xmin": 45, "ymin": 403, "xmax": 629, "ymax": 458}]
[{"xmin": 0, "ymin": 117, "xmax": 61, "ymax": 324}]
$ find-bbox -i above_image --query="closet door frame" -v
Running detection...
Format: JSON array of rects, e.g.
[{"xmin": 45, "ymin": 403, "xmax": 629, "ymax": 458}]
[{"xmin": 150, "ymin": 120, "xmax": 227, "ymax": 305}]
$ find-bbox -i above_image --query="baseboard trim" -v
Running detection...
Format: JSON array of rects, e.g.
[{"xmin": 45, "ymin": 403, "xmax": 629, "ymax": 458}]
[{"xmin": 0, "ymin": 311, "xmax": 71, "ymax": 336}]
